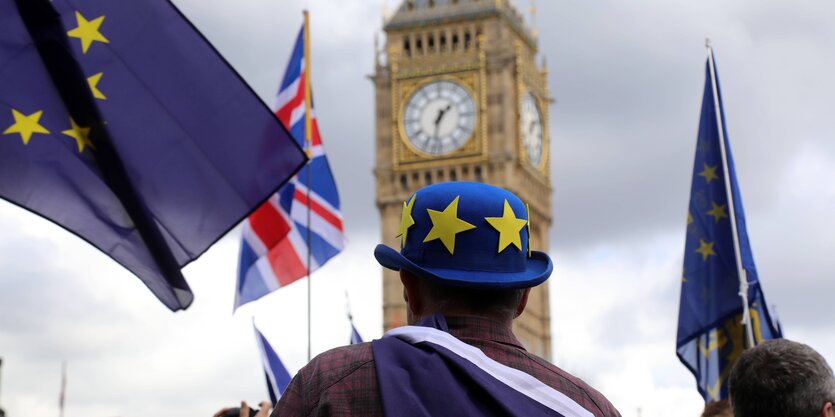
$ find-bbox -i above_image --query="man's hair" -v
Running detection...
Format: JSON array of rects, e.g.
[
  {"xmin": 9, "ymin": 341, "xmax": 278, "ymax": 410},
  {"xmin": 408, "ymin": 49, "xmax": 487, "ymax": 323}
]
[
  {"xmin": 701, "ymin": 399, "xmax": 733, "ymax": 417},
  {"xmin": 416, "ymin": 274, "xmax": 525, "ymax": 322},
  {"xmin": 729, "ymin": 339, "xmax": 835, "ymax": 417}
]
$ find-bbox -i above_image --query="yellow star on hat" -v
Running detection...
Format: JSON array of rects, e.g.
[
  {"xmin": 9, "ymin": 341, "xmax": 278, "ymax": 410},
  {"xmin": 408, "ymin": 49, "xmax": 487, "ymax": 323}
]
[
  {"xmin": 396, "ymin": 195, "xmax": 416, "ymax": 248},
  {"xmin": 485, "ymin": 199, "xmax": 527, "ymax": 253},
  {"xmin": 423, "ymin": 195, "xmax": 475, "ymax": 255}
]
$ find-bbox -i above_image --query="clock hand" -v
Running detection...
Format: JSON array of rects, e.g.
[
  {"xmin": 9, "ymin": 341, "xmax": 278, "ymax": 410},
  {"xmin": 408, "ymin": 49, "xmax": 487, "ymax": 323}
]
[{"xmin": 434, "ymin": 104, "xmax": 452, "ymax": 126}]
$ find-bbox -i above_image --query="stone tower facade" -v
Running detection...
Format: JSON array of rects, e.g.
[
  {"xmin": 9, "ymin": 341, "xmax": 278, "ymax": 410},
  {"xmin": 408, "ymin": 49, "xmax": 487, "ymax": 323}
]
[{"xmin": 372, "ymin": 0, "xmax": 553, "ymax": 359}]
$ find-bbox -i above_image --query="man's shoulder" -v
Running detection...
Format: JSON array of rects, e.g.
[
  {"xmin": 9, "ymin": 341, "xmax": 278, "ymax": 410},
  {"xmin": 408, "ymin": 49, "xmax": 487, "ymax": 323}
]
[
  {"xmin": 275, "ymin": 343, "xmax": 382, "ymax": 417},
  {"xmin": 300, "ymin": 342, "xmax": 376, "ymax": 391}
]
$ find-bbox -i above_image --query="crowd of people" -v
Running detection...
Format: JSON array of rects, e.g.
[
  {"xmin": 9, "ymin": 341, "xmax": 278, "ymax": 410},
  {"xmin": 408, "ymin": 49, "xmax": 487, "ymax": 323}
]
[{"xmin": 217, "ymin": 182, "xmax": 835, "ymax": 417}]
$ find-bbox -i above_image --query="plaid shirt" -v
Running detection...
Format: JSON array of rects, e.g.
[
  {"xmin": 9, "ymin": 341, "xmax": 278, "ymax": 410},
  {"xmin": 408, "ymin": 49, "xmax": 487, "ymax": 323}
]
[{"xmin": 273, "ymin": 316, "xmax": 621, "ymax": 417}]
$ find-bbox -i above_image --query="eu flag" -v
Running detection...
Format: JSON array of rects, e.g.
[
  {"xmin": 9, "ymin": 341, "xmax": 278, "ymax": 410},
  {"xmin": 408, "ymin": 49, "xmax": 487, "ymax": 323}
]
[
  {"xmin": 676, "ymin": 46, "xmax": 782, "ymax": 402},
  {"xmin": 0, "ymin": 0, "xmax": 306, "ymax": 310}
]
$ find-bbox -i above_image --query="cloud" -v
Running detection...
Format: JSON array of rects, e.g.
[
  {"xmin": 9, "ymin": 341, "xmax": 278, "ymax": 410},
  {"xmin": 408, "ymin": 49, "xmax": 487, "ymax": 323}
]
[{"xmin": 0, "ymin": 205, "xmax": 382, "ymax": 416}]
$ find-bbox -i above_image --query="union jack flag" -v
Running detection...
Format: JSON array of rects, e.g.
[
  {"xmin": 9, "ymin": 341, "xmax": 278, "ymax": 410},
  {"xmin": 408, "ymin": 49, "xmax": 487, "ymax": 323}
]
[{"xmin": 235, "ymin": 22, "xmax": 344, "ymax": 309}]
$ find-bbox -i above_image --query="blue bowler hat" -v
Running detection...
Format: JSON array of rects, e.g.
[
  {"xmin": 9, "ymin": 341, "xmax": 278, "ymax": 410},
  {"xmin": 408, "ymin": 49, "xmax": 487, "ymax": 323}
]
[{"xmin": 375, "ymin": 182, "xmax": 552, "ymax": 289}]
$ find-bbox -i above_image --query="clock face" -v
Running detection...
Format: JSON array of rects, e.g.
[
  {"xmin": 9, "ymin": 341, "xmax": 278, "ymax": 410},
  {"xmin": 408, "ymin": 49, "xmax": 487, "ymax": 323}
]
[
  {"xmin": 520, "ymin": 91, "xmax": 543, "ymax": 167},
  {"xmin": 402, "ymin": 80, "xmax": 477, "ymax": 156}
]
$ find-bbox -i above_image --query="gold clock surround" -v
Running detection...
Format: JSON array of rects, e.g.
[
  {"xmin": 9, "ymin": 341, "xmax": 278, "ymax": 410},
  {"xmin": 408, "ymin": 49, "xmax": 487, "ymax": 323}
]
[{"xmin": 397, "ymin": 73, "xmax": 484, "ymax": 162}]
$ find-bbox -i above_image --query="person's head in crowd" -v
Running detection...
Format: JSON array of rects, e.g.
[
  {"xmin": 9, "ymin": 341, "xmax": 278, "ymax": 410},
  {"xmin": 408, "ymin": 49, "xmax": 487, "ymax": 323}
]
[
  {"xmin": 729, "ymin": 339, "xmax": 835, "ymax": 417},
  {"xmin": 701, "ymin": 399, "xmax": 733, "ymax": 417}
]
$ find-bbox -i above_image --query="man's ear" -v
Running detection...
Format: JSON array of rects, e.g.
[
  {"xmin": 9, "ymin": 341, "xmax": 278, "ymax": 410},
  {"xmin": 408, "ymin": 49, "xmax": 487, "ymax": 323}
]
[
  {"xmin": 400, "ymin": 269, "xmax": 423, "ymax": 317},
  {"xmin": 514, "ymin": 288, "xmax": 531, "ymax": 318},
  {"xmin": 821, "ymin": 401, "xmax": 834, "ymax": 417}
]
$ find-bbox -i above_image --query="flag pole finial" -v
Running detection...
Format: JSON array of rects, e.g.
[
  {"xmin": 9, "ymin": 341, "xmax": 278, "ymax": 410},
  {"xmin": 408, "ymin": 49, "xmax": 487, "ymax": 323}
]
[{"xmin": 705, "ymin": 38, "xmax": 712, "ymax": 49}]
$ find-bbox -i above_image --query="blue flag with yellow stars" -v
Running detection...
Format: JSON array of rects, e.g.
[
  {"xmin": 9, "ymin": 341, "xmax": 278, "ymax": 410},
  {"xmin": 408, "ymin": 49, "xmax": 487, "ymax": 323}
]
[
  {"xmin": 0, "ymin": 0, "xmax": 306, "ymax": 311},
  {"xmin": 676, "ymin": 48, "xmax": 782, "ymax": 402}
]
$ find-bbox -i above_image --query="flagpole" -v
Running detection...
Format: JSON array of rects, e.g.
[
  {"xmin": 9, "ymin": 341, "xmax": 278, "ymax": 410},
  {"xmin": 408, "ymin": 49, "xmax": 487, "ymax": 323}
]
[
  {"xmin": 58, "ymin": 361, "xmax": 66, "ymax": 417},
  {"xmin": 303, "ymin": 10, "xmax": 313, "ymax": 363},
  {"xmin": 0, "ymin": 357, "xmax": 4, "ymax": 416},
  {"xmin": 705, "ymin": 39, "xmax": 756, "ymax": 349}
]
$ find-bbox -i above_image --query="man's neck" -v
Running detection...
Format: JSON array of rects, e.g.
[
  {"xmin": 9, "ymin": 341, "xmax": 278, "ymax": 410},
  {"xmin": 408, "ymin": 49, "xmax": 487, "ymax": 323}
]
[{"xmin": 410, "ymin": 311, "xmax": 513, "ymax": 329}]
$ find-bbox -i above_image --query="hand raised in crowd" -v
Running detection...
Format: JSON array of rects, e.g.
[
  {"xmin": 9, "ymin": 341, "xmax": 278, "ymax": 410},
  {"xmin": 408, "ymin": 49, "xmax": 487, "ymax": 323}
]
[{"xmin": 212, "ymin": 400, "xmax": 273, "ymax": 417}]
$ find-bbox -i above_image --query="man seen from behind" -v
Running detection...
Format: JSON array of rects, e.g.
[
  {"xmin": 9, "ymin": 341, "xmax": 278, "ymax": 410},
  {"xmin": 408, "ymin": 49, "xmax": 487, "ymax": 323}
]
[{"xmin": 274, "ymin": 182, "xmax": 620, "ymax": 416}]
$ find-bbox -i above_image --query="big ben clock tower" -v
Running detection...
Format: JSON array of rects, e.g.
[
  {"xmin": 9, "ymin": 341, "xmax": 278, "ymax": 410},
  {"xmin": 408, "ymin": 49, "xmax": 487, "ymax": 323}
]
[{"xmin": 373, "ymin": 0, "xmax": 553, "ymax": 359}]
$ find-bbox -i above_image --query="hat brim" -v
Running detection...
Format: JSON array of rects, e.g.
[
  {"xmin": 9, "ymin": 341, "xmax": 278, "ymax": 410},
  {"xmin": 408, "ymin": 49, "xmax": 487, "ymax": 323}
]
[{"xmin": 374, "ymin": 244, "xmax": 553, "ymax": 289}]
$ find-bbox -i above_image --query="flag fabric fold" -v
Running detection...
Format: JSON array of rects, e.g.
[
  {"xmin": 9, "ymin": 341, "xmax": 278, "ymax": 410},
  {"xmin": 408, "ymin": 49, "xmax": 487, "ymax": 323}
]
[
  {"xmin": 254, "ymin": 323, "xmax": 293, "ymax": 404},
  {"xmin": 676, "ymin": 49, "xmax": 782, "ymax": 402},
  {"xmin": 0, "ymin": 0, "xmax": 306, "ymax": 311},
  {"xmin": 372, "ymin": 314, "xmax": 592, "ymax": 417},
  {"xmin": 235, "ymin": 22, "xmax": 344, "ymax": 309}
]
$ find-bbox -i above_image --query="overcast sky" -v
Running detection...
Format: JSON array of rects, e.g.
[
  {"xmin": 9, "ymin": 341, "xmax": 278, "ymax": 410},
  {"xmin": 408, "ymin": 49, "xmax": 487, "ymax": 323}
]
[{"xmin": 2, "ymin": 1, "xmax": 834, "ymax": 416}]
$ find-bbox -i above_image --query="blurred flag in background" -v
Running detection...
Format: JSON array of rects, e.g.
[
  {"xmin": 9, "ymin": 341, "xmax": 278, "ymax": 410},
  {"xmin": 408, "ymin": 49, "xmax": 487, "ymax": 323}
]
[
  {"xmin": 236, "ymin": 20, "xmax": 344, "ymax": 309},
  {"xmin": 254, "ymin": 323, "xmax": 293, "ymax": 403},
  {"xmin": 676, "ymin": 46, "xmax": 782, "ymax": 402}
]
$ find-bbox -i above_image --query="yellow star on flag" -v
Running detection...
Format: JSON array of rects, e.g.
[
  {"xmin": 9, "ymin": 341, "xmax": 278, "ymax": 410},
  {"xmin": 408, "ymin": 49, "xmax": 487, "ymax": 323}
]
[
  {"xmin": 485, "ymin": 199, "xmax": 527, "ymax": 253},
  {"xmin": 395, "ymin": 195, "xmax": 416, "ymax": 248},
  {"xmin": 706, "ymin": 202, "xmax": 729, "ymax": 223},
  {"xmin": 423, "ymin": 195, "xmax": 476, "ymax": 255},
  {"xmin": 698, "ymin": 163, "xmax": 720, "ymax": 184},
  {"xmin": 3, "ymin": 109, "xmax": 50, "ymax": 144},
  {"xmin": 695, "ymin": 239, "xmax": 716, "ymax": 261},
  {"xmin": 87, "ymin": 73, "xmax": 106, "ymax": 100},
  {"xmin": 67, "ymin": 11, "xmax": 109, "ymax": 54},
  {"xmin": 687, "ymin": 211, "xmax": 693, "ymax": 225},
  {"xmin": 61, "ymin": 118, "xmax": 94, "ymax": 153}
]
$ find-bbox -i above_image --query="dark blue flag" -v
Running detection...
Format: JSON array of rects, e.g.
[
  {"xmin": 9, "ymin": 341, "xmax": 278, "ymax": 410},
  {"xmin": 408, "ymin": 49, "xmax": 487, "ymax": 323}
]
[
  {"xmin": 0, "ymin": 0, "xmax": 306, "ymax": 310},
  {"xmin": 349, "ymin": 313, "xmax": 363, "ymax": 345},
  {"xmin": 254, "ymin": 323, "xmax": 292, "ymax": 404},
  {"xmin": 676, "ymin": 47, "xmax": 782, "ymax": 402}
]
